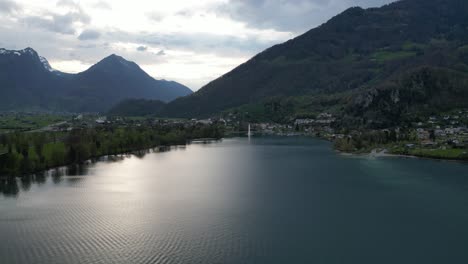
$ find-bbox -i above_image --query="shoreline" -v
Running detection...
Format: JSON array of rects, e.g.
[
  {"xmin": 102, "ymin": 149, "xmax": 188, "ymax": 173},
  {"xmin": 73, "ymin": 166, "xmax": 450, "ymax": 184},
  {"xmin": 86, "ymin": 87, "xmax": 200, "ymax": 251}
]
[
  {"xmin": 336, "ymin": 147, "xmax": 468, "ymax": 164},
  {"xmin": 289, "ymin": 133, "xmax": 468, "ymax": 163},
  {"xmin": 253, "ymin": 132, "xmax": 468, "ymax": 163},
  {"xmin": 4, "ymin": 135, "xmax": 465, "ymax": 181},
  {"xmin": 228, "ymin": 132, "xmax": 468, "ymax": 163},
  {"xmin": 1, "ymin": 137, "xmax": 222, "ymax": 180}
]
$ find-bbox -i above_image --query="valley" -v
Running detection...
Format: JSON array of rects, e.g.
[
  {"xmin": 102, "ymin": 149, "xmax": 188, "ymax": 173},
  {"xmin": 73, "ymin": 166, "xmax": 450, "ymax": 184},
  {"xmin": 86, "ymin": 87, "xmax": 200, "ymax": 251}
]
[{"xmin": 2, "ymin": 0, "xmax": 468, "ymax": 263}]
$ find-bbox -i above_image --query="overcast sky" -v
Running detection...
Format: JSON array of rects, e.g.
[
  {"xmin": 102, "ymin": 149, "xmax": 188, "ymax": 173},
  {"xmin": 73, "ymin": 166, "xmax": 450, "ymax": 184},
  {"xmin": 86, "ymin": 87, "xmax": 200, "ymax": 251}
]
[{"xmin": 0, "ymin": 0, "xmax": 395, "ymax": 90}]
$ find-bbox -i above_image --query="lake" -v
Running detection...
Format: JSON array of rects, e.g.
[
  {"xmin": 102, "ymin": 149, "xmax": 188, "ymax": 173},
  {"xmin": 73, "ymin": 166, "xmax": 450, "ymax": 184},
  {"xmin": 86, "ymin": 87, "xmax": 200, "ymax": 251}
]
[{"xmin": 1, "ymin": 137, "xmax": 468, "ymax": 264}]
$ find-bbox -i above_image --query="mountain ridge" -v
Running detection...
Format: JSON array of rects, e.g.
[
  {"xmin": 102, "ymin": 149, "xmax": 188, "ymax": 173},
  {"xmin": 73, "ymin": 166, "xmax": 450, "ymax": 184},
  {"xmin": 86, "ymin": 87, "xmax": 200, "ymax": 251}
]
[
  {"xmin": 0, "ymin": 48, "xmax": 192, "ymax": 112},
  {"xmin": 160, "ymin": 0, "xmax": 468, "ymax": 119}
]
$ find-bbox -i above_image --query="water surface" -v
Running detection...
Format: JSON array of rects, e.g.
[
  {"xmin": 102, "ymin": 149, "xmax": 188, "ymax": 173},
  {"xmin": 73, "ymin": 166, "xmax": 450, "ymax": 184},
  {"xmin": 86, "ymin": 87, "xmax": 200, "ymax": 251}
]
[{"xmin": 1, "ymin": 137, "xmax": 468, "ymax": 264}]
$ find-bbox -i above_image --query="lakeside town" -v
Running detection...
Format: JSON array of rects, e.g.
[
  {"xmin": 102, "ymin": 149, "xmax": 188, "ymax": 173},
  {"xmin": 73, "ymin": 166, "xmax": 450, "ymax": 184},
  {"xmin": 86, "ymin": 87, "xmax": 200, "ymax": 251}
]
[{"xmin": 1, "ymin": 108, "xmax": 468, "ymax": 160}]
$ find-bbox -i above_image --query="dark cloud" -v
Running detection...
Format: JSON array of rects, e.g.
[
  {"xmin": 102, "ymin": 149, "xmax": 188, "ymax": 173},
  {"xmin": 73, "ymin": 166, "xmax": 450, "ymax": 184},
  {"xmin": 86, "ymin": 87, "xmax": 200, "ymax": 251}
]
[
  {"xmin": 156, "ymin": 50, "xmax": 165, "ymax": 56},
  {"xmin": 137, "ymin": 46, "xmax": 148, "ymax": 52},
  {"xmin": 23, "ymin": 4, "xmax": 91, "ymax": 35},
  {"xmin": 218, "ymin": 0, "xmax": 396, "ymax": 33},
  {"xmin": 23, "ymin": 12, "xmax": 90, "ymax": 35},
  {"xmin": 24, "ymin": 15, "xmax": 74, "ymax": 35},
  {"xmin": 0, "ymin": 0, "xmax": 20, "ymax": 14},
  {"xmin": 78, "ymin": 29, "xmax": 101, "ymax": 40}
]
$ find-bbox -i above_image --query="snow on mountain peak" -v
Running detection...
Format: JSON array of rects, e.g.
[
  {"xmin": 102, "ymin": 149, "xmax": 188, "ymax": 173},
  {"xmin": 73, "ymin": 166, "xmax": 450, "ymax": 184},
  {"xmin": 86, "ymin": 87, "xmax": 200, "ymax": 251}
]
[
  {"xmin": 39, "ymin": 56, "xmax": 55, "ymax": 72},
  {"xmin": 0, "ymin": 47, "xmax": 37, "ymax": 56},
  {"xmin": 0, "ymin": 47, "xmax": 56, "ymax": 72}
]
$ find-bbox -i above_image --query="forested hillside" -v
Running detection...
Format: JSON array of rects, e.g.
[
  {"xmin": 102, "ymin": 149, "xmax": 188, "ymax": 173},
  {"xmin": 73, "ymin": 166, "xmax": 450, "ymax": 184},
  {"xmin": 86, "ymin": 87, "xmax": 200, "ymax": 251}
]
[{"xmin": 161, "ymin": 0, "xmax": 468, "ymax": 120}]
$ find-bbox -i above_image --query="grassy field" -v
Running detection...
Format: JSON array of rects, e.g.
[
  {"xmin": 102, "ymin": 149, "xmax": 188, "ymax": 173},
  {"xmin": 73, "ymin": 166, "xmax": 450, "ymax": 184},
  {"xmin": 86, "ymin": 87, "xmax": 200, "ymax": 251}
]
[
  {"xmin": 371, "ymin": 50, "xmax": 417, "ymax": 62},
  {"xmin": 391, "ymin": 146, "xmax": 468, "ymax": 160},
  {"xmin": 408, "ymin": 148, "xmax": 468, "ymax": 160},
  {"xmin": 0, "ymin": 114, "xmax": 68, "ymax": 131}
]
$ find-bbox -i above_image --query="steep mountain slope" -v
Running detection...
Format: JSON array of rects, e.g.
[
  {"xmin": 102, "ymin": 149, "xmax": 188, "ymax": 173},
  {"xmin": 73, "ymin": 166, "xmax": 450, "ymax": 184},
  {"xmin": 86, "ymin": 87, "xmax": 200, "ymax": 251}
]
[
  {"xmin": 161, "ymin": 0, "xmax": 468, "ymax": 118},
  {"xmin": 0, "ymin": 48, "xmax": 192, "ymax": 112},
  {"xmin": 0, "ymin": 48, "xmax": 67, "ymax": 110},
  {"xmin": 60, "ymin": 54, "xmax": 192, "ymax": 112}
]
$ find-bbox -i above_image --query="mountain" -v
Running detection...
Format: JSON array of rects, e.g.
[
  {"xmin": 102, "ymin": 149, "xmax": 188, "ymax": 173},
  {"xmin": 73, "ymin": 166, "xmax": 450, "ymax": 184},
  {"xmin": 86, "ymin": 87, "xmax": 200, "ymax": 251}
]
[
  {"xmin": 0, "ymin": 48, "xmax": 192, "ymax": 112},
  {"xmin": 108, "ymin": 99, "xmax": 166, "ymax": 117},
  {"xmin": 161, "ymin": 0, "xmax": 468, "ymax": 119},
  {"xmin": 61, "ymin": 54, "xmax": 192, "ymax": 112},
  {"xmin": 0, "ymin": 48, "xmax": 65, "ymax": 110}
]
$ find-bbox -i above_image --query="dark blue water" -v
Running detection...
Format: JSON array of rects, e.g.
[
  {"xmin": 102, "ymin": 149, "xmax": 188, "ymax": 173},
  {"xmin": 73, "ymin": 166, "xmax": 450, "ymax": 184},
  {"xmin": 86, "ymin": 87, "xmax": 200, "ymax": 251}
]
[{"xmin": 1, "ymin": 137, "xmax": 468, "ymax": 264}]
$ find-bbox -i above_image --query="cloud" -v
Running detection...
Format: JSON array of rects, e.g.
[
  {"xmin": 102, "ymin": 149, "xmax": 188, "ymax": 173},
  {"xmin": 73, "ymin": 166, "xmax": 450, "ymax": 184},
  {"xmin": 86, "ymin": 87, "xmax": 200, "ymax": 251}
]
[
  {"xmin": 105, "ymin": 29, "xmax": 284, "ymax": 59},
  {"xmin": 56, "ymin": 0, "xmax": 79, "ymax": 8},
  {"xmin": 23, "ymin": 10, "xmax": 91, "ymax": 35},
  {"xmin": 78, "ymin": 43, "xmax": 98, "ymax": 49},
  {"xmin": 135, "ymin": 46, "xmax": 166, "ymax": 55},
  {"xmin": 0, "ymin": 0, "xmax": 20, "ymax": 14},
  {"xmin": 78, "ymin": 29, "xmax": 101, "ymax": 40},
  {"xmin": 24, "ymin": 15, "xmax": 73, "ymax": 35},
  {"xmin": 22, "ymin": 1, "xmax": 91, "ymax": 35},
  {"xmin": 93, "ymin": 1, "xmax": 112, "ymax": 10},
  {"xmin": 136, "ymin": 46, "xmax": 147, "ymax": 52},
  {"xmin": 147, "ymin": 11, "xmax": 165, "ymax": 22},
  {"xmin": 175, "ymin": 9, "xmax": 195, "ymax": 17},
  {"xmin": 217, "ymin": 0, "xmax": 396, "ymax": 33}
]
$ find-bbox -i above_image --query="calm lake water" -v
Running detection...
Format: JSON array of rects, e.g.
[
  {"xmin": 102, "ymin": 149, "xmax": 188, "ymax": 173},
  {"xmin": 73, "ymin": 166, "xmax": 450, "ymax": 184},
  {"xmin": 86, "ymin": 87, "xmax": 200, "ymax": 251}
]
[{"xmin": 1, "ymin": 137, "xmax": 468, "ymax": 264}]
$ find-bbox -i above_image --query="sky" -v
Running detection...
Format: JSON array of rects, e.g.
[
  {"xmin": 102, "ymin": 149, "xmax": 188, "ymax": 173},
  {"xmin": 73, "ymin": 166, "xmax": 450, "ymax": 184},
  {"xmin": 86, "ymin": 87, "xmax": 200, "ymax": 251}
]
[{"xmin": 0, "ymin": 0, "xmax": 395, "ymax": 91}]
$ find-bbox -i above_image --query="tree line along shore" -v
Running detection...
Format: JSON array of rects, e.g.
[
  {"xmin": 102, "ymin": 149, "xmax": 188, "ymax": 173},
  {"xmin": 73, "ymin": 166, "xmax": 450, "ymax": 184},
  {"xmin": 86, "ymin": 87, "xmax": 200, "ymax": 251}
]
[{"xmin": 0, "ymin": 122, "xmax": 224, "ymax": 178}]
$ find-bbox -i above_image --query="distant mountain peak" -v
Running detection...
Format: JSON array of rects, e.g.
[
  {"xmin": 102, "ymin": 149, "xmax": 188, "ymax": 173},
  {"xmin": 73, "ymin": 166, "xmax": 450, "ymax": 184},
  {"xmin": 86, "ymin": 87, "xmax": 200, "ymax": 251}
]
[
  {"xmin": 93, "ymin": 53, "xmax": 140, "ymax": 71},
  {"xmin": 0, "ymin": 47, "xmax": 38, "ymax": 57},
  {"xmin": 102, "ymin": 54, "xmax": 132, "ymax": 64},
  {"xmin": 0, "ymin": 46, "xmax": 192, "ymax": 112},
  {"xmin": 104, "ymin": 53, "xmax": 123, "ymax": 61},
  {"xmin": 0, "ymin": 47, "xmax": 57, "ymax": 72},
  {"xmin": 23, "ymin": 47, "xmax": 37, "ymax": 54}
]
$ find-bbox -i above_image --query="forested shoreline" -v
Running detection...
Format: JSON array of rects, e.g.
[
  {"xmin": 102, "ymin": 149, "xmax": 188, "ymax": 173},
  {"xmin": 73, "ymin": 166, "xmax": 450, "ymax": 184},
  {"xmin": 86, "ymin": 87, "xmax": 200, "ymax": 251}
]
[{"xmin": 0, "ymin": 124, "xmax": 224, "ymax": 178}]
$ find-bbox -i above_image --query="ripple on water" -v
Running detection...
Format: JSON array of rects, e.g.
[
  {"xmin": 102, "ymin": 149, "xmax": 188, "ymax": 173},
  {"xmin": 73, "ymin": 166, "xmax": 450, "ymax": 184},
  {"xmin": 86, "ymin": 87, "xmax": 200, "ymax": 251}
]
[{"xmin": 1, "ymin": 137, "xmax": 468, "ymax": 264}]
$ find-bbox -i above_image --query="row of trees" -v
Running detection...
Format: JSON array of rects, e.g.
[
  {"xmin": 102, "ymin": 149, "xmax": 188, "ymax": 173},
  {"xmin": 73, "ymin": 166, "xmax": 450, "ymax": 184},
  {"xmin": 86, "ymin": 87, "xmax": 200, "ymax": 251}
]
[{"xmin": 0, "ymin": 124, "xmax": 224, "ymax": 177}]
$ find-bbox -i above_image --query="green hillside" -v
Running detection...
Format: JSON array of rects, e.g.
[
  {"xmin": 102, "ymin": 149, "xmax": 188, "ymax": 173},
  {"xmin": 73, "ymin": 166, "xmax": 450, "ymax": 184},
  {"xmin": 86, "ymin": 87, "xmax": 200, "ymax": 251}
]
[{"xmin": 160, "ymin": 0, "xmax": 468, "ymax": 121}]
